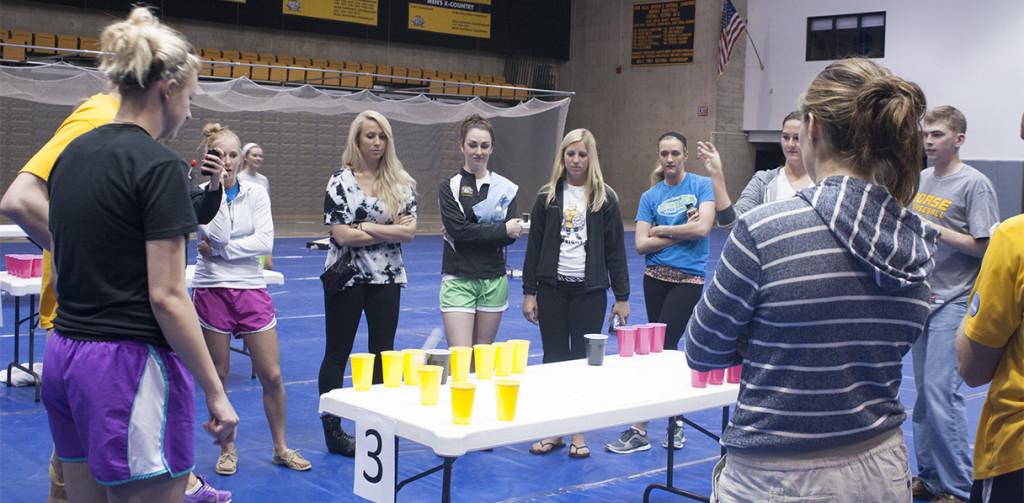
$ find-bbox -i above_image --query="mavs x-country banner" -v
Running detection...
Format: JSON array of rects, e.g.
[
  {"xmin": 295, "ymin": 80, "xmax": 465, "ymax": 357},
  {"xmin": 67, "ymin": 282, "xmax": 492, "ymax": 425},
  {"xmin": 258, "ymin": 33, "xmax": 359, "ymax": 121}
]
[
  {"xmin": 408, "ymin": 0, "xmax": 492, "ymax": 39},
  {"xmin": 282, "ymin": 0, "xmax": 379, "ymax": 27}
]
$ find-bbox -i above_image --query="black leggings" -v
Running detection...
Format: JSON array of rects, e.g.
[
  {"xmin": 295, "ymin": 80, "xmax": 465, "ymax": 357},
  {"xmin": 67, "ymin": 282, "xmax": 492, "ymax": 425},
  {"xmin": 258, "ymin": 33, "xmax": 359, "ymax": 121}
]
[
  {"xmin": 642, "ymin": 275, "xmax": 703, "ymax": 351},
  {"xmin": 971, "ymin": 468, "xmax": 1023, "ymax": 503},
  {"xmin": 537, "ymin": 281, "xmax": 607, "ymax": 363},
  {"xmin": 318, "ymin": 283, "xmax": 401, "ymax": 395}
]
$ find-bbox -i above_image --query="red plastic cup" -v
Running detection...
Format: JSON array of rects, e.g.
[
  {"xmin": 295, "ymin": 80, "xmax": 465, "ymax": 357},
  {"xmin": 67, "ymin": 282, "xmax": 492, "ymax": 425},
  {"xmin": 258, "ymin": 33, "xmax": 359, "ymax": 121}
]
[
  {"xmin": 708, "ymin": 368, "xmax": 725, "ymax": 385},
  {"xmin": 726, "ymin": 365, "xmax": 742, "ymax": 384},
  {"xmin": 648, "ymin": 323, "xmax": 666, "ymax": 352},
  {"xmin": 616, "ymin": 326, "xmax": 636, "ymax": 357},
  {"xmin": 7, "ymin": 254, "xmax": 31, "ymax": 278},
  {"xmin": 30, "ymin": 255, "xmax": 43, "ymax": 277},
  {"xmin": 690, "ymin": 369, "xmax": 709, "ymax": 388},
  {"xmin": 636, "ymin": 324, "xmax": 653, "ymax": 355}
]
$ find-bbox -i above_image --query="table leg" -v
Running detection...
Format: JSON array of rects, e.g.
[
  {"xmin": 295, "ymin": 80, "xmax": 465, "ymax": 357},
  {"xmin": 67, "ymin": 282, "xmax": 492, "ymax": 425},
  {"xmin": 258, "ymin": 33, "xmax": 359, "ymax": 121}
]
[
  {"xmin": 641, "ymin": 414, "xmax": 717, "ymax": 502},
  {"xmin": 440, "ymin": 457, "xmax": 455, "ymax": 503},
  {"xmin": 28, "ymin": 294, "xmax": 39, "ymax": 402},
  {"xmin": 721, "ymin": 406, "xmax": 729, "ymax": 457},
  {"xmin": 8, "ymin": 297, "xmax": 20, "ymax": 386},
  {"xmin": 5, "ymin": 295, "xmax": 42, "ymax": 401}
]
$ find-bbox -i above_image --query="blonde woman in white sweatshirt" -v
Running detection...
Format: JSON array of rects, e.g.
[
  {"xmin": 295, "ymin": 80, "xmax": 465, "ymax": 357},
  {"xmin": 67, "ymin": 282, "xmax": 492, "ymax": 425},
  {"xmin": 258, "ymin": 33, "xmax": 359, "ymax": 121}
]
[{"xmin": 193, "ymin": 123, "xmax": 311, "ymax": 476}]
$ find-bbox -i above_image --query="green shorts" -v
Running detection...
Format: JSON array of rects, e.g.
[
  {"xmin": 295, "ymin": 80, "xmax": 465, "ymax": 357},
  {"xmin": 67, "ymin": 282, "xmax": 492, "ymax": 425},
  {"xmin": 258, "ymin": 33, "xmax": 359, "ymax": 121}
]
[{"xmin": 439, "ymin": 276, "xmax": 509, "ymax": 313}]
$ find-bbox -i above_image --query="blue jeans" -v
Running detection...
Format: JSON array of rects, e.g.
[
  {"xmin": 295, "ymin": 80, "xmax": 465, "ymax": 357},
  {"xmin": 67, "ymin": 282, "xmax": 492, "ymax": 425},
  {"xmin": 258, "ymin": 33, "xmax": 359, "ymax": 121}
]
[{"xmin": 911, "ymin": 301, "xmax": 973, "ymax": 499}]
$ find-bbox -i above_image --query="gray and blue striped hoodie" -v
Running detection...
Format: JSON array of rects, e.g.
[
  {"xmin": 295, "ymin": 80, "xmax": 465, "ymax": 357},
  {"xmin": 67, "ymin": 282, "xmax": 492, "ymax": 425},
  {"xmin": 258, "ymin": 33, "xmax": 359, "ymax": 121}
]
[{"xmin": 685, "ymin": 176, "xmax": 939, "ymax": 453}]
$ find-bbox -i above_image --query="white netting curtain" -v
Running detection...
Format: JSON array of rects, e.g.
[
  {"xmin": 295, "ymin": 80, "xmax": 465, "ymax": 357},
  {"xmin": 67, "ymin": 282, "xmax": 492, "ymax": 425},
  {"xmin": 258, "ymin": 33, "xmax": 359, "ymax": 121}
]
[
  {"xmin": 0, "ymin": 62, "xmax": 569, "ymax": 124},
  {"xmin": 0, "ymin": 62, "xmax": 571, "ymax": 233}
]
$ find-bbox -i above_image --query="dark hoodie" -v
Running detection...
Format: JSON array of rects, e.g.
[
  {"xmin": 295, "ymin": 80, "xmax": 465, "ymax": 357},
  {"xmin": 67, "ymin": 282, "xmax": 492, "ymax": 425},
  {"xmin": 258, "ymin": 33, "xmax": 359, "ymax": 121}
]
[{"xmin": 685, "ymin": 176, "xmax": 939, "ymax": 453}]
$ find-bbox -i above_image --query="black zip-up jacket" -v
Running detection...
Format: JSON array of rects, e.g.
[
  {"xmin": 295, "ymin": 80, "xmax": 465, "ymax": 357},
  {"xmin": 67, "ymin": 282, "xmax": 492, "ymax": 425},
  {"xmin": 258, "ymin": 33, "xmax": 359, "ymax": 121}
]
[
  {"xmin": 439, "ymin": 170, "xmax": 518, "ymax": 279},
  {"xmin": 522, "ymin": 179, "xmax": 630, "ymax": 301}
]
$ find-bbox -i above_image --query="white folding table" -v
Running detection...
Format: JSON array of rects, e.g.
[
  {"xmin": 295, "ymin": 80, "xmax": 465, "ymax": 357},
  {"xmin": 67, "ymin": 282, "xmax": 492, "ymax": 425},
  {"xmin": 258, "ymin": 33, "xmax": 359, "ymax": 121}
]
[
  {"xmin": 0, "ymin": 266, "xmax": 285, "ymax": 400},
  {"xmin": 0, "ymin": 272, "xmax": 43, "ymax": 401},
  {"xmin": 319, "ymin": 350, "xmax": 738, "ymax": 502}
]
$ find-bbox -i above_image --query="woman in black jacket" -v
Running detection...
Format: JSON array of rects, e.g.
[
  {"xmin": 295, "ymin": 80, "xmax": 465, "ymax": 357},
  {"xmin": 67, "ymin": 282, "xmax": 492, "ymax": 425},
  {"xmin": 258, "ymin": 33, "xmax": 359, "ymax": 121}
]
[
  {"xmin": 438, "ymin": 115, "xmax": 523, "ymax": 348},
  {"xmin": 522, "ymin": 128, "xmax": 630, "ymax": 458}
]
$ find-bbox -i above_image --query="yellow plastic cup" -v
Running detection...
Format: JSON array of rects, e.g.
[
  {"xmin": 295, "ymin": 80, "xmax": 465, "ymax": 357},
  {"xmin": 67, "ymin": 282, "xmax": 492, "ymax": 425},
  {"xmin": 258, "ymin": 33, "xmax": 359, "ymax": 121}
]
[
  {"xmin": 449, "ymin": 346, "xmax": 473, "ymax": 383},
  {"xmin": 473, "ymin": 344, "xmax": 495, "ymax": 380},
  {"xmin": 418, "ymin": 365, "xmax": 444, "ymax": 406},
  {"xmin": 449, "ymin": 382, "xmax": 477, "ymax": 425},
  {"xmin": 508, "ymin": 339, "xmax": 530, "ymax": 374},
  {"xmin": 494, "ymin": 342, "xmax": 514, "ymax": 377},
  {"xmin": 402, "ymin": 349, "xmax": 425, "ymax": 386},
  {"xmin": 381, "ymin": 350, "xmax": 403, "ymax": 388},
  {"xmin": 495, "ymin": 379, "xmax": 520, "ymax": 421},
  {"xmin": 350, "ymin": 353, "xmax": 376, "ymax": 391}
]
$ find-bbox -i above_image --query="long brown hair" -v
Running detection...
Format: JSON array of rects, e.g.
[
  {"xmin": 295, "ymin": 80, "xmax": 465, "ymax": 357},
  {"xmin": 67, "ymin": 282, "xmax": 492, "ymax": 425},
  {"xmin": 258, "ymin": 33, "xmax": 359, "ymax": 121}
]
[{"xmin": 800, "ymin": 58, "xmax": 926, "ymax": 205}]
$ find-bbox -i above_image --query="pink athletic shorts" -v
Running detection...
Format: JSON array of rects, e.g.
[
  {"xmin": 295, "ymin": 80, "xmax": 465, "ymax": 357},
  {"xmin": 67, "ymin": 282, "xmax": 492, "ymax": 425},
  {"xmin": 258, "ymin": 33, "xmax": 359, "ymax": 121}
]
[{"xmin": 193, "ymin": 288, "xmax": 276, "ymax": 337}]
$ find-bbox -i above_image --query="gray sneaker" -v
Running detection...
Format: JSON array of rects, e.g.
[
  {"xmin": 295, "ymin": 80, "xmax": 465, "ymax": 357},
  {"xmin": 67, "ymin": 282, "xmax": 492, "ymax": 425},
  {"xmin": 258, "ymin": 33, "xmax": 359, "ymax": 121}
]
[
  {"xmin": 661, "ymin": 420, "xmax": 686, "ymax": 449},
  {"xmin": 605, "ymin": 427, "xmax": 651, "ymax": 454}
]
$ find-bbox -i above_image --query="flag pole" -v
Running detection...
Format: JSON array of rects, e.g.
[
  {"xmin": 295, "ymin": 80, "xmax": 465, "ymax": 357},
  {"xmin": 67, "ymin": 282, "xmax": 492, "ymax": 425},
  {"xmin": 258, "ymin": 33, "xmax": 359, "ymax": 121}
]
[{"xmin": 744, "ymin": 26, "xmax": 765, "ymax": 71}]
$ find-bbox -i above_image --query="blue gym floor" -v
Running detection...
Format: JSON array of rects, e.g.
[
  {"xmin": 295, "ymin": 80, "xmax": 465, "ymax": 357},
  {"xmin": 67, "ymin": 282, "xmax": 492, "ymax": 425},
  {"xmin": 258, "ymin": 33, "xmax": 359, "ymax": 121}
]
[{"xmin": 0, "ymin": 231, "xmax": 987, "ymax": 501}]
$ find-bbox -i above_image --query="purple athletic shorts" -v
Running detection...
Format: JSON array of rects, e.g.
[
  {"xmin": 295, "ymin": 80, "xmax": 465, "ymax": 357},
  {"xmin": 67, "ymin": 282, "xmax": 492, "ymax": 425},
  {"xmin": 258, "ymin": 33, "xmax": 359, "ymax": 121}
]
[
  {"xmin": 41, "ymin": 332, "xmax": 195, "ymax": 486},
  {"xmin": 193, "ymin": 287, "xmax": 276, "ymax": 338}
]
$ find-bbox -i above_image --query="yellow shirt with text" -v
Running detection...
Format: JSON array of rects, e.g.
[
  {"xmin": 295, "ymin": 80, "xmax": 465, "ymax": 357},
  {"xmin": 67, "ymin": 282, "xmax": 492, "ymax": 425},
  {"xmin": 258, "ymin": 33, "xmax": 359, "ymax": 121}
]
[
  {"xmin": 18, "ymin": 93, "xmax": 119, "ymax": 329},
  {"xmin": 962, "ymin": 214, "xmax": 1024, "ymax": 480}
]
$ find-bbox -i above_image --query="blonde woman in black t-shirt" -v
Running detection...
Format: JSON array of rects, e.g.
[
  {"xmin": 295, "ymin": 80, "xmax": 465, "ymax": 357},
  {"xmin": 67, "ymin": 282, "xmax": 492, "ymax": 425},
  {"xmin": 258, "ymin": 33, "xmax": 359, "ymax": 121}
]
[{"xmin": 42, "ymin": 7, "xmax": 237, "ymax": 501}]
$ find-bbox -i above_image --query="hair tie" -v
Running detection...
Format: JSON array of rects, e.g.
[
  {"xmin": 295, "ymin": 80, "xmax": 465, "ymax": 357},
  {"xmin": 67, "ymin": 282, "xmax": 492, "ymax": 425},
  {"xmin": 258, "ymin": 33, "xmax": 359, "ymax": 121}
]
[{"xmin": 658, "ymin": 131, "xmax": 688, "ymax": 148}]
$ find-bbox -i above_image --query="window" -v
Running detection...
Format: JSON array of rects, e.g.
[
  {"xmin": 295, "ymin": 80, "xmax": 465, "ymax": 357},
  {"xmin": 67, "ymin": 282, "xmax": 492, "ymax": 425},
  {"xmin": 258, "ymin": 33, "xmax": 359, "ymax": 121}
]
[{"xmin": 806, "ymin": 12, "xmax": 885, "ymax": 61}]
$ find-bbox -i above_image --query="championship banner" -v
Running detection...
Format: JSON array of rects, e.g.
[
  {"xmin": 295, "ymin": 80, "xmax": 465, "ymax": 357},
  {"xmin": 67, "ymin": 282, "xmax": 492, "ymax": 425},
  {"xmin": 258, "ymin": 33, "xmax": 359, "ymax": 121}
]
[
  {"xmin": 632, "ymin": 0, "xmax": 696, "ymax": 66},
  {"xmin": 408, "ymin": 0, "xmax": 492, "ymax": 39},
  {"xmin": 282, "ymin": 0, "xmax": 379, "ymax": 27}
]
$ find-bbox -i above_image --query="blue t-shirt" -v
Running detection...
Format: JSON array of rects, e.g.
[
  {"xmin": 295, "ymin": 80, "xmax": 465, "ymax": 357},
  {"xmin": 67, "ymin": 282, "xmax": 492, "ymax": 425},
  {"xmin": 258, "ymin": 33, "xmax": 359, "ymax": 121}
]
[
  {"xmin": 225, "ymin": 183, "xmax": 240, "ymax": 204},
  {"xmin": 635, "ymin": 174, "xmax": 715, "ymax": 276}
]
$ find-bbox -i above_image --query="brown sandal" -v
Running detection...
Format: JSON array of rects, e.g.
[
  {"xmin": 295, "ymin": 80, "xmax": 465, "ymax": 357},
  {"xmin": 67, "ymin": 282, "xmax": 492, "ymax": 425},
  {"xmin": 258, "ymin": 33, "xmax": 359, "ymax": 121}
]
[
  {"xmin": 529, "ymin": 438, "xmax": 565, "ymax": 455},
  {"xmin": 569, "ymin": 442, "xmax": 590, "ymax": 459}
]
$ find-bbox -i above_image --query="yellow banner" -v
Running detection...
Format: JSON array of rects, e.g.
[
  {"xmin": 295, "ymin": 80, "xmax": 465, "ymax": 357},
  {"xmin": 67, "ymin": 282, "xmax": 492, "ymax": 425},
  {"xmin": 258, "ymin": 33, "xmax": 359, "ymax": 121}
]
[
  {"xmin": 408, "ymin": 1, "xmax": 492, "ymax": 39},
  {"xmin": 282, "ymin": 0, "xmax": 378, "ymax": 27}
]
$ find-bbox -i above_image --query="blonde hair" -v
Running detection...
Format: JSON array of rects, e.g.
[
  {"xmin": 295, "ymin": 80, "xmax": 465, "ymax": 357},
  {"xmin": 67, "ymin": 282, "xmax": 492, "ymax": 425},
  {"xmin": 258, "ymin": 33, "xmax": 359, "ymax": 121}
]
[
  {"xmin": 650, "ymin": 132, "xmax": 688, "ymax": 186},
  {"xmin": 341, "ymin": 111, "xmax": 416, "ymax": 220},
  {"xmin": 99, "ymin": 7, "xmax": 200, "ymax": 93},
  {"xmin": 543, "ymin": 128, "xmax": 609, "ymax": 212},
  {"xmin": 800, "ymin": 58, "xmax": 926, "ymax": 206},
  {"xmin": 201, "ymin": 123, "xmax": 240, "ymax": 152}
]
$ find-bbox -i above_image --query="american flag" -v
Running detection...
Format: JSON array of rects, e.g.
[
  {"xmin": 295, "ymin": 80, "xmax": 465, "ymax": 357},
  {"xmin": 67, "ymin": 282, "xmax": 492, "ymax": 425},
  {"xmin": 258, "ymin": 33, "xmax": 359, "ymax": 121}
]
[{"xmin": 718, "ymin": 0, "xmax": 748, "ymax": 76}]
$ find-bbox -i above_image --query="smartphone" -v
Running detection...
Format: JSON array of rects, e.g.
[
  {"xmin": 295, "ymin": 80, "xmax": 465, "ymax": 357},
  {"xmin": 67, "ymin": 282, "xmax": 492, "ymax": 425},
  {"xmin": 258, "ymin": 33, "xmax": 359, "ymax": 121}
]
[
  {"xmin": 521, "ymin": 212, "xmax": 530, "ymax": 223},
  {"xmin": 201, "ymin": 148, "xmax": 220, "ymax": 176}
]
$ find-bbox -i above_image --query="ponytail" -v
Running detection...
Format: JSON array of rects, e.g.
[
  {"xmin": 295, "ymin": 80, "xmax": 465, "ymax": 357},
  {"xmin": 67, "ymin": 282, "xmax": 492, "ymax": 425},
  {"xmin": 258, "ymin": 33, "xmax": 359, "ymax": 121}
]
[{"xmin": 800, "ymin": 58, "xmax": 926, "ymax": 206}]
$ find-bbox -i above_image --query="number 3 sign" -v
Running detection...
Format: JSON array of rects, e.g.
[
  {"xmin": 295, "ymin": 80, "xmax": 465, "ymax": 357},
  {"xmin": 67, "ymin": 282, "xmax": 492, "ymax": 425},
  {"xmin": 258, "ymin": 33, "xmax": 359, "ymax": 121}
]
[{"xmin": 354, "ymin": 413, "xmax": 397, "ymax": 502}]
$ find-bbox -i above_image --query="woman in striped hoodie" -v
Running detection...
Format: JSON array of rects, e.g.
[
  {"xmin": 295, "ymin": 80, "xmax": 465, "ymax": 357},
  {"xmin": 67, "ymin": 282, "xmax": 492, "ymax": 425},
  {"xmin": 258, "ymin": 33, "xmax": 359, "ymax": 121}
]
[{"xmin": 686, "ymin": 58, "xmax": 938, "ymax": 502}]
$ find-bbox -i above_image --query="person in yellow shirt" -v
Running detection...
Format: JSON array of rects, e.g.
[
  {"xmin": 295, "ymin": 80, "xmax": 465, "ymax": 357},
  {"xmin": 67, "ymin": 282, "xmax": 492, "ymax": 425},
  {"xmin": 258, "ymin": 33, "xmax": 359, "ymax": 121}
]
[
  {"xmin": 0, "ymin": 92, "xmax": 228, "ymax": 503},
  {"xmin": 2, "ymin": 92, "xmax": 120, "ymax": 335},
  {"xmin": 957, "ymin": 118, "xmax": 1024, "ymax": 503}
]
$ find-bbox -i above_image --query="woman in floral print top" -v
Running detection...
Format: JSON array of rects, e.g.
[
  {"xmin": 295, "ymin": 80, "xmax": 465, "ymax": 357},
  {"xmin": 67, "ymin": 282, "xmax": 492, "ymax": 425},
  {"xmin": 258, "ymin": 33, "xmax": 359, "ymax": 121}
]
[{"xmin": 318, "ymin": 110, "xmax": 417, "ymax": 457}]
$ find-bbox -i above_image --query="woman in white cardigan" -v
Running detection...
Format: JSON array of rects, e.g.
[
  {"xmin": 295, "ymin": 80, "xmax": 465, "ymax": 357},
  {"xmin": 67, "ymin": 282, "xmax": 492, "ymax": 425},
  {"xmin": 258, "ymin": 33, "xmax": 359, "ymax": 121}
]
[{"xmin": 192, "ymin": 123, "xmax": 311, "ymax": 476}]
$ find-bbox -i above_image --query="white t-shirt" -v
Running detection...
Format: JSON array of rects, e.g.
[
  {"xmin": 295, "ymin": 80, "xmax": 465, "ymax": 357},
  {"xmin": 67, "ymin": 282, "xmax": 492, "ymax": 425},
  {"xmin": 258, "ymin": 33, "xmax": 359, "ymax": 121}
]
[
  {"xmin": 557, "ymin": 184, "xmax": 588, "ymax": 278},
  {"xmin": 769, "ymin": 170, "xmax": 798, "ymax": 203}
]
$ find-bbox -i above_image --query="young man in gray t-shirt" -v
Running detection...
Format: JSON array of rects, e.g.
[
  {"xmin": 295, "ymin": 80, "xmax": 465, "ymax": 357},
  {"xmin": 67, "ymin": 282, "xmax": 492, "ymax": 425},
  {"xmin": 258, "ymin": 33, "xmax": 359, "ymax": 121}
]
[{"xmin": 909, "ymin": 106, "xmax": 1000, "ymax": 503}]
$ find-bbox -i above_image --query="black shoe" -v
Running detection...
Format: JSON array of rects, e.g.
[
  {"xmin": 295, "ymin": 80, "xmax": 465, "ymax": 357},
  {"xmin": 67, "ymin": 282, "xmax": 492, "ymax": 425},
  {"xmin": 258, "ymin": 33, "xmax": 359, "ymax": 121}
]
[{"xmin": 321, "ymin": 415, "xmax": 356, "ymax": 457}]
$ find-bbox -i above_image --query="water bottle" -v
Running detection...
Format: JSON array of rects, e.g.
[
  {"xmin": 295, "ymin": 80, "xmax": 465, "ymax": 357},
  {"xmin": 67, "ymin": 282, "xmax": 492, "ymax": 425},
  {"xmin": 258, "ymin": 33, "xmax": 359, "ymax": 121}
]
[{"xmin": 608, "ymin": 313, "xmax": 622, "ymax": 334}]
